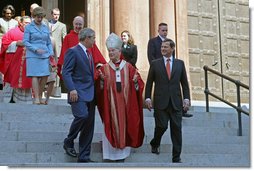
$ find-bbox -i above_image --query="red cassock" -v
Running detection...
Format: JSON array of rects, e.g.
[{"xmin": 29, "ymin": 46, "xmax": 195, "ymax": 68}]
[
  {"xmin": 57, "ymin": 30, "xmax": 106, "ymax": 78},
  {"xmin": 96, "ymin": 60, "xmax": 145, "ymax": 149},
  {"xmin": 0, "ymin": 26, "xmax": 32, "ymax": 88}
]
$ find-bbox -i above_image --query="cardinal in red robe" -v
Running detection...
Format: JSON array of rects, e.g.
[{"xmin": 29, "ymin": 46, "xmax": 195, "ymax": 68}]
[
  {"xmin": 96, "ymin": 33, "xmax": 144, "ymax": 161},
  {"xmin": 0, "ymin": 16, "xmax": 32, "ymax": 89},
  {"xmin": 0, "ymin": 16, "xmax": 32, "ymax": 103},
  {"xmin": 57, "ymin": 16, "xmax": 106, "ymax": 79}
]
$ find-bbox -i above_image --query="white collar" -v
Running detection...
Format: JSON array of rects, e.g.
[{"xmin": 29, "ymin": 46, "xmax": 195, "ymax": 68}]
[
  {"xmin": 159, "ymin": 35, "xmax": 166, "ymax": 41},
  {"xmin": 108, "ymin": 60, "xmax": 126, "ymax": 82},
  {"xmin": 163, "ymin": 56, "xmax": 173, "ymax": 63},
  {"xmin": 78, "ymin": 42, "xmax": 88, "ymax": 53}
]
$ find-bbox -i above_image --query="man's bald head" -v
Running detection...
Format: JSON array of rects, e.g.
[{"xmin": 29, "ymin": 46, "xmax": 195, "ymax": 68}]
[
  {"xmin": 73, "ymin": 16, "xmax": 84, "ymax": 33},
  {"xmin": 73, "ymin": 16, "xmax": 84, "ymax": 25}
]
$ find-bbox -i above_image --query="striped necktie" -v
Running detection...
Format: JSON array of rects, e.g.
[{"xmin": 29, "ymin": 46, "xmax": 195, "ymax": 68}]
[
  {"xmin": 86, "ymin": 50, "xmax": 92, "ymax": 69},
  {"xmin": 166, "ymin": 58, "xmax": 171, "ymax": 79}
]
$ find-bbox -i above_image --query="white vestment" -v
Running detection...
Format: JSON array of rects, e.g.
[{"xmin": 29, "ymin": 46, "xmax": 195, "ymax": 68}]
[{"xmin": 102, "ymin": 125, "xmax": 131, "ymax": 160}]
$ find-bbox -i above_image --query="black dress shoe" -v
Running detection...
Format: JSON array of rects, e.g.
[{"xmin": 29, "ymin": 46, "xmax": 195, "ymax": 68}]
[
  {"xmin": 77, "ymin": 159, "xmax": 95, "ymax": 163},
  {"xmin": 182, "ymin": 113, "xmax": 193, "ymax": 117},
  {"xmin": 172, "ymin": 159, "xmax": 182, "ymax": 163},
  {"xmin": 63, "ymin": 144, "xmax": 77, "ymax": 157},
  {"xmin": 116, "ymin": 159, "xmax": 125, "ymax": 162},
  {"xmin": 151, "ymin": 146, "xmax": 160, "ymax": 155}
]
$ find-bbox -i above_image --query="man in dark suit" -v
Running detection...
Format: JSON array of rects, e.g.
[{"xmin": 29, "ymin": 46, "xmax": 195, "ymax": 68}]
[
  {"xmin": 147, "ymin": 22, "xmax": 168, "ymax": 65},
  {"xmin": 145, "ymin": 38, "xmax": 190, "ymax": 163},
  {"xmin": 62, "ymin": 28, "xmax": 96, "ymax": 163},
  {"xmin": 147, "ymin": 22, "xmax": 192, "ymax": 117}
]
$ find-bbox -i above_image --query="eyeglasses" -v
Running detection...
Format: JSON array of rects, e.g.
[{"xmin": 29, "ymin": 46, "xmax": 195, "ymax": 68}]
[{"xmin": 161, "ymin": 30, "xmax": 168, "ymax": 32}]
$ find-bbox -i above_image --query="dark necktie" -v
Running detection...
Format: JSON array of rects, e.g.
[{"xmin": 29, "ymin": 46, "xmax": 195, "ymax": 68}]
[
  {"xmin": 166, "ymin": 58, "xmax": 171, "ymax": 79},
  {"xmin": 86, "ymin": 50, "xmax": 92, "ymax": 69}
]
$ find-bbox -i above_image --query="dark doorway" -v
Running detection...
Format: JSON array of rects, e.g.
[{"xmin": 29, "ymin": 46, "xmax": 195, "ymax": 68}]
[
  {"xmin": 58, "ymin": 0, "xmax": 87, "ymax": 32},
  {"xmin": 0, "ymin": 0, "xmax": 41, "ymax": 17}
]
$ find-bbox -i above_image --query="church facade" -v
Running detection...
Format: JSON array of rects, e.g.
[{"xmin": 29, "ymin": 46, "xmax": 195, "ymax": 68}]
[{"xmin": 10, "ymin": 0, "xmax": 248, "ymax": 103}]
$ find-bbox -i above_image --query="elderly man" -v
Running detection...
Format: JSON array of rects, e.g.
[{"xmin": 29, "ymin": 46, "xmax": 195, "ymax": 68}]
[
  {"xmin": 57, "ymin": 16, "xmax": 106, "ymax": 79},
  {"xmin": 96, "ymin": 33, "xmax": 144, "ymax": 162},
  {"xmin": 0, "ymin": 16, "xmax": 32, "ymax": 103}
]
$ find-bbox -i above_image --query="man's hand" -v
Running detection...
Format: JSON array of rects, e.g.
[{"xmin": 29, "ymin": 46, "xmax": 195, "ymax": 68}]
[
  {"xmin": 57, "ymin": 65, "xmax": 62, "ymax": 79},
  {"xmin": 69, "ymin": 90, "xmax": 78, "ymax": 102},
  {"xmin": 16, "ymin": 40, "xmax": 24, "ymax": 46},
  {"xmin": 98, "ymin": 69, "xmax": 105, "ymax": 80},
  {"xmin": 183, "ymin": 99, "xmax": 190, "ymax": 112},
  {"xmin": 132, "ymin": 70, "xmax": 138, "ymax": 83},
  {"xmin": 145, "ymin": 99, "xmax": 153, "ymax": 111}
]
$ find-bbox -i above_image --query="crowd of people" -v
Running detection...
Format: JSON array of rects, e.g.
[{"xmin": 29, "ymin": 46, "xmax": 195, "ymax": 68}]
[{"xmin": 0, "ymin": 3, "xmax": 192, "ymax": 164}]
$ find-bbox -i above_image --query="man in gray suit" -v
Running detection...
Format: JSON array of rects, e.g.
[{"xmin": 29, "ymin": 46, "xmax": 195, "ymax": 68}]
[
  {"xmin": 49, "ymin": 8, "xmax": 67, "ymax": 97},
  {"xmin": 145, "ymin": 38, "xmax": 190, "ymax": 163}
]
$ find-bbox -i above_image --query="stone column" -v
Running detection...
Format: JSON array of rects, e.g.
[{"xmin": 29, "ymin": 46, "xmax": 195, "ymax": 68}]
[
  {"xmin": 87, "ymin": 0, "xmax": 110, "ymax": 60},
  {"xmin": 150, "ymin": 0, "xmax": 176, "ymax": 41},
  {"xmin": 42, "ymin": 0, "xmax": 58, "ymax": 19},
  {"xmin": 110, "ymin": 0, "xmax": 150, "ymax": 79}
]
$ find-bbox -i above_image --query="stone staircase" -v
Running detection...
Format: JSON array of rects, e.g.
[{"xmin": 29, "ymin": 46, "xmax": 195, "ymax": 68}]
[{"xmin": 0, "ymin": 97, "xmax": 250, "ymax": 167}]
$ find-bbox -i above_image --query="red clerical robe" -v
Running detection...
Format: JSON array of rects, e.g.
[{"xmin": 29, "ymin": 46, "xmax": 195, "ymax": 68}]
[
  {"xmin": 96, "ymin": 60, "xmax": 145, "ymax": 149},
  {"xmin": 57, "ymin": 30, "xmax": 106, "ymax": 78},
  {"xmin": 0, "ymin": 26, "xmax": 32, "ymax": 88}
]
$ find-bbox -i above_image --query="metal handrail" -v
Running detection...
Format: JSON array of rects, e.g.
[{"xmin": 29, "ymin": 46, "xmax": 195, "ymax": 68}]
[{"xmin": 203, "ymin": 65, "xmax": 249, "ymax": 136}]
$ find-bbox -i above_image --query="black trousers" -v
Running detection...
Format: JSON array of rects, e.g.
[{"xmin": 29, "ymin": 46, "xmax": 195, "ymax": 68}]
[{"xmin": 150, "ymin": 104, "xmax": 182, "ymax": 161}]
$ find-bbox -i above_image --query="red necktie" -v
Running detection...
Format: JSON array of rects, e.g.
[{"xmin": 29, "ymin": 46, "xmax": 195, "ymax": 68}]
[
  {"xmin": 86, "ymin": 50, "xmax": 92, "ymax": 69},
  {"xmin": 166, "ymin": 58, "xmax": 171, "ymax": 79}
]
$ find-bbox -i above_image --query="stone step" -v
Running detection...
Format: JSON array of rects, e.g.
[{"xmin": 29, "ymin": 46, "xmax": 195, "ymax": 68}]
[
  {"xmin": 0, "ymin": 100, "xmax": 249, "ymax": 167},
  {"xmin": 0, "ymin": 118, "xmax": 249, "ymax": 134},
  {"xmin": 191, "ymin": 105, "xmax": 248, "ymax": 114},
  {"xmin": 0, "ymin": 103, "xmax": 71, "ymax": 113},
  {"xmin": 1, "ymin": 108, "xmax": 249, "ymax": 125},
  {"xmin": 1, "ymin": 108, "xmax": 249, "ymax": 132},
  {"xmin": 14, "ymin": 161, "xmax": 249, "ymax": 167},
  {"xmin": 0, "ymin": 140, "xmax": 249, "ymax": 154},
  {"xmin": 0, "ymin": 124, "xmax": 249, "ymax": 142},
  {"xmin": 0, "ymin": 129, "xmax": 249, "ymax": 145},
  {"xmin": 1, "ymin": 152, "xmax": 250, "ymax": 167},
  {"xmin": 0, "ymin": 101, "xmax": 244, "ymax": 115},
  {"xmin": 1, "ymin": 109, "xmax": 249, "ymax": 123}
]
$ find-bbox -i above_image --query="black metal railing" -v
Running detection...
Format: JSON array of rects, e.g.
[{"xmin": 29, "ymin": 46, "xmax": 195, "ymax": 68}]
[{"xmin": 203, "ymin": 65, "xmax": 249, "ymax": 136}]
